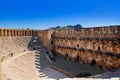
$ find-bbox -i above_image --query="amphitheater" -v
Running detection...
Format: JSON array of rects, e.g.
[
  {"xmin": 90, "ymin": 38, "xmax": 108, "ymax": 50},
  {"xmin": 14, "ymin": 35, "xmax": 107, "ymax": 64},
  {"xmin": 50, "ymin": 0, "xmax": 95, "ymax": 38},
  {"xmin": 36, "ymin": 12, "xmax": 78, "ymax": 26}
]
[{"xmin": 0, "ymin": 26, "xmax": 120, "ymax": 80}]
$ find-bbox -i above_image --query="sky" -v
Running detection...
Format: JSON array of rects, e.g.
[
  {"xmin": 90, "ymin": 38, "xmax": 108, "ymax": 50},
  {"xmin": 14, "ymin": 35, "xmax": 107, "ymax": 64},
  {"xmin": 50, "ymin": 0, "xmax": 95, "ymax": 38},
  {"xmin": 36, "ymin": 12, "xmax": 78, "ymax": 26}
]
[{"xmin": 0, "ymin": 0, "xmax": 120, "ymax": 29}]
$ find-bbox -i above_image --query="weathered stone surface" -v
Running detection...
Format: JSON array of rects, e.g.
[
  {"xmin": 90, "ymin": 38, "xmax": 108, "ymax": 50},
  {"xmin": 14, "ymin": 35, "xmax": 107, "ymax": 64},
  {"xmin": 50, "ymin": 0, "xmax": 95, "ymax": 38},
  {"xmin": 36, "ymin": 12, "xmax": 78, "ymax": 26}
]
[
  {"xmin": 38, "ymin": 26, "xmax": 120, "ymax": 70},
  {"xmin": 0, "ymin": 25, "xmax": 120, "ymax": 79}
]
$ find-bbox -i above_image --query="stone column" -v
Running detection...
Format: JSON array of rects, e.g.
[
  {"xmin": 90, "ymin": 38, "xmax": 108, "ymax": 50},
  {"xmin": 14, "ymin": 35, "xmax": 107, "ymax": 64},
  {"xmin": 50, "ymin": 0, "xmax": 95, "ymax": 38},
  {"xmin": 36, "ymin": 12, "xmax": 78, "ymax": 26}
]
[
  {"xmin": 28, "ymin": 30, "xmax": 30, "ymax": 36},
  {"xmin": 19, "ymin": 30, "xmax": 20, "ymax": 36},
  {"xmin": 24, "ymin": 30, "xmax": 26, "ymax": 36},
  {"xmin": 31, "ymin": 30, "xmax": 33, "ymax": 35},
  {"xmin": 0, "ymin": 29, "xmax": 2, "ymax": 36},
  {"xmin": 28, "ymin": 30, "xmax": 29, "ymax": 36},
  {"xmin": 21, "ymin": 30, "xmax": 23, "ymax": 36},
  {"xmin": 12, "ymin": 30, "xmax": 14, "ymax": 36},
  {"xmin": 33, "ymin": 30, "xmax": 35, "ymax": 35},
  {"xmin": 16, "ymin": 30, "xmax": 18, "ymax": 36},
  {"xmin": 23, "ymin": 30, "xmax": 24, "ymax": 36},
  {"xmin": 3, "ymin": 29, "xmax": 5, "ymax": 36},
  {"xmin": 10, "ymin": 29, "xmax": 12, "ymax": 36},
  {"xmin": 19, "ymin": 30, "xmax": 21, "ymax": 36},
  {"xmin": 0, "ymin": 29, "xmax": 1, "ymax": 37},
  {"xmin": 30, "ymin": 30, "xmax": 32, "ymax": 36},
  {"xmin": 17, "ymin": 30, "xmax": 19, "ymax": 36},
  {"xmin": 7, "ymin": 29, "xmax": 9, "ymax": 36},
  {"xmin": 3, "ymin": 29, "xmax": 4, "ymax": 36},
  {"xmin": 26, "ymin": 30, "xmax": 28, "ymax": 36},
  {"xmin": 12, "ymin": 30, "xmax": 15, "ymax": 36},
  {"xmin": 25, "ymin": 30, "xmax": 27, "ymax": 36},
  {"xmin": 23, "ymin": 30, "xmax": 25, "ymax": 36},
  {"xmin": 29, "ymin": 30, "xmax": 31, "ymax": 36},
  {"xmin": 82, "ymin": 29, "xmax": 84, "ymax": 38},
  {"xmin": 8, "ymin": 29, "xmax": 11, "ymax": 36},
  {"xmin": 6, "ymin": 29, "xmax": 8, "ymax": 36},
  {"xmin": 17, "ymin": 30, "xmax": 20, "ymax": 36},
  {"xmin": 5, "ymin": 29, "xmax": 7, "ymax": 36},
  {"xmin": 20, "ymin": 30, "xmax": 22, "ymax": 36},
  {"xmin": 14, "ymin": 30, "xmax": 16, "ymax": 36}
]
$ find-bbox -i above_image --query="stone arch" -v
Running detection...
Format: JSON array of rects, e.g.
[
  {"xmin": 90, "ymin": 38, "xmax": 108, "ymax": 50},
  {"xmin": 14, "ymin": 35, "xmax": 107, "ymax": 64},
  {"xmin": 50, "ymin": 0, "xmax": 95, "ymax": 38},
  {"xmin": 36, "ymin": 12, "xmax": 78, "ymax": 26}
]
[
  {"xmin": 98, "ymin": 47, "xmax": 100, "ymax": 50},
  {"xmin": 91, "ymin": 60, "xmax": 96, "ymax": 65}
]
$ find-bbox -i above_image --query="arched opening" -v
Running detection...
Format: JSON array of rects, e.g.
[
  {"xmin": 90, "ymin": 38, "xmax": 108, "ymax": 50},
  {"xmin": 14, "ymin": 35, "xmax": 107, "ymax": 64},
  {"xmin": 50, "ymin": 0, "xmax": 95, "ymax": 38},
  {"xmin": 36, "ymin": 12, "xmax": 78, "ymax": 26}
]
[
  {"xmin": 75, "ymin": 55, "xmax": 79, "ymax": 62},
  {"xmin": 91, "ymin": 60, "xmax": 96, "ymax": 65},
  {"xmin": 65, "ymin": 54, "xmax": 68, "ymax": 58},
  {"xmin": 33, "ymin": 47, "xmax": 36, "ymax": 50},
  {"xmin": 98, "ymin": 47, "xmax": 100, "ymax": 50},
  {"xmin": 51, "ymin": 40, "xmax": 53, "ymax": 44},
  {"xmin": 100, "ymin": 66, "xmax": 103, "ymax": 70}
]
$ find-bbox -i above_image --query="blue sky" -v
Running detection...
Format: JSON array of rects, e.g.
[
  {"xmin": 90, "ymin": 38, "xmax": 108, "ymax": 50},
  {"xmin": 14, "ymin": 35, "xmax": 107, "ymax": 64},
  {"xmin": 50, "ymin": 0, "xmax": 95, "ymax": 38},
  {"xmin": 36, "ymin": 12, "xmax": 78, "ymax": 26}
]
[{"xmin": 0, "ymin": 0, "xmax": 120, "ymax": 29}]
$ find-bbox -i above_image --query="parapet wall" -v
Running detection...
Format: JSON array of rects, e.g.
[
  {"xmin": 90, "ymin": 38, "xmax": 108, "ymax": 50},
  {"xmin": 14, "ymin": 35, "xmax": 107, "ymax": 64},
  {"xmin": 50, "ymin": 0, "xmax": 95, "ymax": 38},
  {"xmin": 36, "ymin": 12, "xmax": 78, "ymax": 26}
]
[
  {"xmin": 53, "ymin": 26, "xmax": 120, "ymax": 39},
  {"xmin": 0, "ymin": 28, "xmax": 38, "ymax": 36}
]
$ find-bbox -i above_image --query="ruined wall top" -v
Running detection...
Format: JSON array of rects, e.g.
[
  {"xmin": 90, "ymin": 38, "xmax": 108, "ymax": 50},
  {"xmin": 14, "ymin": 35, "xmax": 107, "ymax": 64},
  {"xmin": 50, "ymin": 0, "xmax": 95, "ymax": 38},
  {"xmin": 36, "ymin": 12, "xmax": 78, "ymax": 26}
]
[
  {"xmin": 53, "ymin": 25, "xmax": 120, "ymax": 39},
  {"xmin": 0, "ymin": 25, "xmax": 120, "ymax": 38}
]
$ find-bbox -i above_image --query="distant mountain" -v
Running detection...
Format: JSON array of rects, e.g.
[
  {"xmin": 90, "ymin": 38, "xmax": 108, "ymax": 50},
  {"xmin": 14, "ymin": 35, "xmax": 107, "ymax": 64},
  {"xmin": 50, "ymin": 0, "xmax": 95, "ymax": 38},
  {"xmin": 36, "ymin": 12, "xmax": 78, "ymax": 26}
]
[
  {"xmin": 73, "ymin": 24, "xmax": 82, "ymax": 29},
  {"xmin": 49, "ymin": 24, "xmax": 82, "ymax": 29},
  {"xmin": 66, "ymin": 24, "xmax": 82, "ymax": 29}
]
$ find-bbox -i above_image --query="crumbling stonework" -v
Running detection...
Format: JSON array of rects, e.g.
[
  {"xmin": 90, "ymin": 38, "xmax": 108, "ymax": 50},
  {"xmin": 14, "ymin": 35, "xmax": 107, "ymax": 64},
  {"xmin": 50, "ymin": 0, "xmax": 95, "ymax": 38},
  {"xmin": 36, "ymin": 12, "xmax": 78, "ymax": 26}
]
[
  {"xmin": 52, "ymin": 26, "xmax": 120, "ymax": 70},
  {"xmin": 38, "ymin": 29, "xmax": 54, "ymax": 51},
  {"xmin": 38, "ymin": 26, "xmax": 120, "ymax": 70},
  {"xmin": 0, "ymin": 26, "xmax": 120, "ymax": 79}
]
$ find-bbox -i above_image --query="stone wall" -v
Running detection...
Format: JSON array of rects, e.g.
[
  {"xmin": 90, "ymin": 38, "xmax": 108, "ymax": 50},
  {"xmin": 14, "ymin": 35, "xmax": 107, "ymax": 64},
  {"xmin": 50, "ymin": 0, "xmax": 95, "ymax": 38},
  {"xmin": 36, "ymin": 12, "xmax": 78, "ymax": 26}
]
[
  {"xmin": 0, "ymin": 26, "xmax": 120, "ymax": 79},
  {"xmin": 38, "ymin": 29, "xmax": 54, "ymax": 51},
  {"xmin": 47, "ymin": 26, "xmax": 120, "ymax": 70}
]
